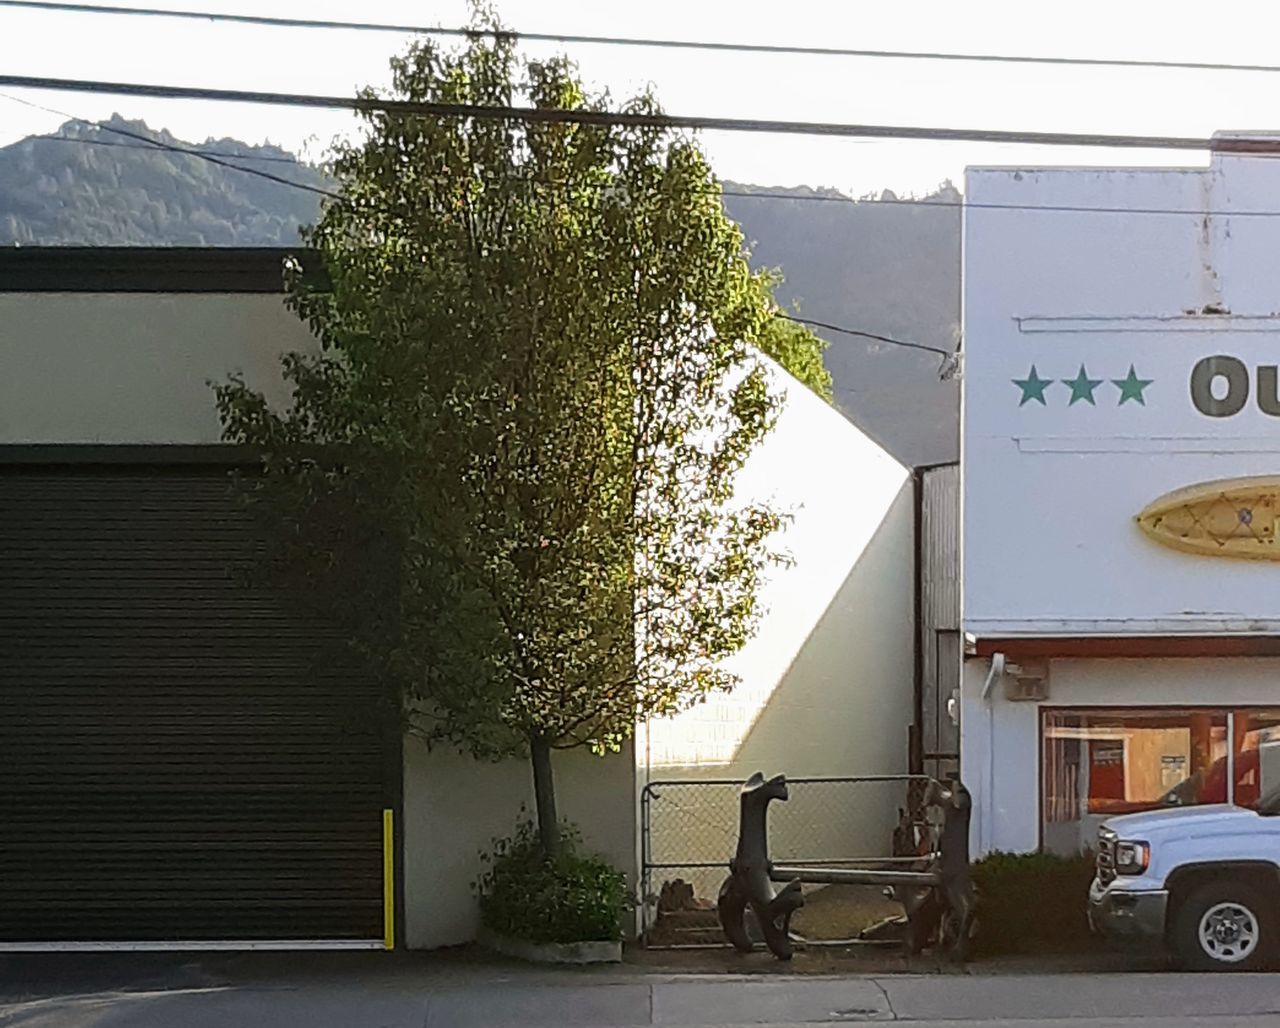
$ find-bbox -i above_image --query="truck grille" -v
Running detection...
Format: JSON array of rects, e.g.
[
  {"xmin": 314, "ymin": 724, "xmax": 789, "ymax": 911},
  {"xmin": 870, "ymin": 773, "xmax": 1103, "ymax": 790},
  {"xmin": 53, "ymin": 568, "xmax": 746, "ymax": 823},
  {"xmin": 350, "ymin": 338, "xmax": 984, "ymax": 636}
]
[{"xmin": 1096, "ymin": 828, "xmax": 1117, "ymax": 885}]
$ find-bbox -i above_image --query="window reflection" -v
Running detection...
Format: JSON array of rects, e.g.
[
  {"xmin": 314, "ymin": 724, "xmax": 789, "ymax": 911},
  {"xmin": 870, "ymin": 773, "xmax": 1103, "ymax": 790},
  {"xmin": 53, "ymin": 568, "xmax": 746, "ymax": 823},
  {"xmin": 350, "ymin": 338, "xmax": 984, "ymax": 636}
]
[
  {"xmin": 1042, "ymin": 710, "xmax": 1228, "ymax": 856},
  {"xmin": 1231, "ymin": 710, "xmax": 1280, "ymax": 810}
]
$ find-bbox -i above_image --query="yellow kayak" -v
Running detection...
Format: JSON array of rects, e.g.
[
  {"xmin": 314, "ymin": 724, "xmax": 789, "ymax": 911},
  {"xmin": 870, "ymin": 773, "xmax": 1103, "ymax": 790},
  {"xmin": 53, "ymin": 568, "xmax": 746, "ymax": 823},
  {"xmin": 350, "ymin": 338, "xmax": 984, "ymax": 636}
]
[{"xmin": 1136, "ymin": 476, "xmax": 1279, "ymax": 560}]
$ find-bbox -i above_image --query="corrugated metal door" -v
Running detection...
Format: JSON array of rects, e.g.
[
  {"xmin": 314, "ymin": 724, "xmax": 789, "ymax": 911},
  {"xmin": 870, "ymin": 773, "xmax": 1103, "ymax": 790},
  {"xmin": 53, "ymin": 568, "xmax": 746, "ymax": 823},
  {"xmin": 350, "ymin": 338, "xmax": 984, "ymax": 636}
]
[
  {"xmin": 920, "ymin": 464, "xmax": 961, "ymax": 782},
  {"xmin": 0, "ymin": 463, "xmax": 388, "ymax": 945}
]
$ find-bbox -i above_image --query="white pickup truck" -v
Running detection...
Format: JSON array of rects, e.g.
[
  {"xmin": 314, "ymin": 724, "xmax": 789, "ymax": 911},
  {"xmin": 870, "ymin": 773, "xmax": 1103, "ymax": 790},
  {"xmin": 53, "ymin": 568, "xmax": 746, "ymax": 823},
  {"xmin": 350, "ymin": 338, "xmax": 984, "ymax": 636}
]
[{"xmin": 1088, "ymin": 790, "xmax": 1280, "ymax": 970}]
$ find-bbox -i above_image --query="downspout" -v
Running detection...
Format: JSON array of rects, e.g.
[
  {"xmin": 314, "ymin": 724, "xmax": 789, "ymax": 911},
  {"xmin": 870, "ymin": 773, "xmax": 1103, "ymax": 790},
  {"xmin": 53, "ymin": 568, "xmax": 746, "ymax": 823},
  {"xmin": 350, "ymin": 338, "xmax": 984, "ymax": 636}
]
[
  {"xmin": 981, "ymin": 652, "xmax": 1006, "ymax": 700},
  {"xmin": 911, "ymin": 468, "xmax": 925, "ymax": 775},
  {"xmin": 980, "ymin": 652, "xmax": 1006, "ymax": 853}
]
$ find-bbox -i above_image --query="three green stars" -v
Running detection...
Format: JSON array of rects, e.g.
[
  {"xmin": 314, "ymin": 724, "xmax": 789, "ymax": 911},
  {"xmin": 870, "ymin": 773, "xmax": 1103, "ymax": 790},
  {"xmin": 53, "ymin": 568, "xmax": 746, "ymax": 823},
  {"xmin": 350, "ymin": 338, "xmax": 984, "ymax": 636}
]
[{"xmin": 1012, "ymin": 364, "xmax": 1152, "ymax": 406}]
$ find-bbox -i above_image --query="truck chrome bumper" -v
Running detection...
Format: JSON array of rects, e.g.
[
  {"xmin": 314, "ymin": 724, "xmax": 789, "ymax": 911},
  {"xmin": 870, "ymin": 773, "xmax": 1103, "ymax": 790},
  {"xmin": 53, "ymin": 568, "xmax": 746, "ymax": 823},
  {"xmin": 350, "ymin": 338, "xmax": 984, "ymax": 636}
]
[{"xmin": 1088, "ymin": 878, "xmax": 1167, "ymax": 941}]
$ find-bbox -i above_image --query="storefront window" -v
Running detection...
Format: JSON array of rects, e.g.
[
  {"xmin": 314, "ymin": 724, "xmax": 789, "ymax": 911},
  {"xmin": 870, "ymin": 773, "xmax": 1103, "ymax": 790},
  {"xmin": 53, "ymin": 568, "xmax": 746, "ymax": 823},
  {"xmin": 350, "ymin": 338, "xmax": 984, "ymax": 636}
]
[
  {"xmin": 1042, "ymin": 709, "xmax": 1228, "ymax": 855},
  {"xmin": 1230, "ymin": 709, "xmax": 1280, "ymax": 810}
]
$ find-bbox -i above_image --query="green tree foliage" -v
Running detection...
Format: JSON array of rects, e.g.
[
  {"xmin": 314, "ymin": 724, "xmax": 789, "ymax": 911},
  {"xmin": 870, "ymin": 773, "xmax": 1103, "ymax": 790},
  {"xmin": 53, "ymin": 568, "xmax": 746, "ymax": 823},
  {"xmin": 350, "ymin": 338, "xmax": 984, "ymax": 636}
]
[
  {"xmin": 756, "ymin": 310, "xmax": 832, "ymax": 403},
  {"xmin": 971, "ymin": 851, "xmax": 1096, "ymax": 954},
  {"xmin": 216, "ymin": 28, "xmax": 803, "ymax": 853},
  {"xmin": 475, "ymin": 820, "xmax": 629, "ymax": 943}
]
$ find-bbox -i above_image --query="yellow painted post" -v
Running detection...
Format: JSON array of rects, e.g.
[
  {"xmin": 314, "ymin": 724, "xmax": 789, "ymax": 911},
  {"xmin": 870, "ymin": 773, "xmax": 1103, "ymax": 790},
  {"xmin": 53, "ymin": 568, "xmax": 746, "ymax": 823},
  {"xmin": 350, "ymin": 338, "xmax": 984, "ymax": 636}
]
[{"xmin": 382, "ymin": 808, "xmax": 395, "ymax": 950}]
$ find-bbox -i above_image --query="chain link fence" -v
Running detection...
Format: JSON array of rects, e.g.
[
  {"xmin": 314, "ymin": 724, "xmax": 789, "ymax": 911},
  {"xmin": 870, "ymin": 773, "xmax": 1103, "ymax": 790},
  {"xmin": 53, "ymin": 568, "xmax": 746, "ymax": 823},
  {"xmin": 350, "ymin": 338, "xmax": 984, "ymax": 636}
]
[{"xmin": 640, "ymin": 775, "xmax": 942, "ymax": 947}]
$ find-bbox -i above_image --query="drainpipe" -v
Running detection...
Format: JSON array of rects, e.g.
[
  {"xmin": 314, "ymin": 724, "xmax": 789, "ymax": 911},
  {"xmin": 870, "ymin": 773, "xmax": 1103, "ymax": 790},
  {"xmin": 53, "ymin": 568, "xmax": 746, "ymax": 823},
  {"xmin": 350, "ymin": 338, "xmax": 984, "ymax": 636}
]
[
  {"xmin": 911, "ymin": 467, "xmax": 925, "ymax": 776},
  {"xmin": 980, "ymin": 653, "xmax": 1006, "ymax": 853},
  {"xmin": 981, "ymin": 653, "xmax": 1006, "ymax": 700}
]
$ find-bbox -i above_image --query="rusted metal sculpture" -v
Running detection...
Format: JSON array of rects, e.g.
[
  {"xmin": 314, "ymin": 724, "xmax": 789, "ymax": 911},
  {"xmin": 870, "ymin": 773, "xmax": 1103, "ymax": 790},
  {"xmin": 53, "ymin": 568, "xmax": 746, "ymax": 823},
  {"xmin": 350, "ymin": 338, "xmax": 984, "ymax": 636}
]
[
  {"xmin": 899, "ymin": 777, "xmax": 976, "ymax": 959},
  {"xmin": 717, "ymin": 771, "xmax": 976, "ymax": 961},
  {"xmin": 717, "ymin": 772, "xmax": 805, "ymax": 959}
]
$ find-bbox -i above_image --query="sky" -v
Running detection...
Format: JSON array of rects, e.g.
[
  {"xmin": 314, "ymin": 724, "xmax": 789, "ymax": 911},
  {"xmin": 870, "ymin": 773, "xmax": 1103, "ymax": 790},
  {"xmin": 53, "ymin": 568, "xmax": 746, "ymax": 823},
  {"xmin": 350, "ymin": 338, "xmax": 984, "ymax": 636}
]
[{"xmin": 4, "ymin": 0, "xmax": 1280, "ymax": 196}]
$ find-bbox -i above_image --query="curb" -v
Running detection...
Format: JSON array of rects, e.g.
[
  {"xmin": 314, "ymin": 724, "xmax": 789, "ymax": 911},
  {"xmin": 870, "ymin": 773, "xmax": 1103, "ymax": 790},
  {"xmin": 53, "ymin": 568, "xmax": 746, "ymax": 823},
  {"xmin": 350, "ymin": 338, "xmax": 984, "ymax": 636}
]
[{"xmin": 478, "ymin": 928, "xmax": 622, "ymax": 965}]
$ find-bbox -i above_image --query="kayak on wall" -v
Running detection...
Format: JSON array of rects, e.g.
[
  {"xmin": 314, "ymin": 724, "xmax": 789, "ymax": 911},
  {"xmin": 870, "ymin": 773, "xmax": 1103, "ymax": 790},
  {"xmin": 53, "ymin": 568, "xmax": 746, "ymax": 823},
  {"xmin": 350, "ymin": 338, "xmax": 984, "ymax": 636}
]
[{"xmin": 1136, "ymin": 476, "xmax": 1280, "ymax": 561}]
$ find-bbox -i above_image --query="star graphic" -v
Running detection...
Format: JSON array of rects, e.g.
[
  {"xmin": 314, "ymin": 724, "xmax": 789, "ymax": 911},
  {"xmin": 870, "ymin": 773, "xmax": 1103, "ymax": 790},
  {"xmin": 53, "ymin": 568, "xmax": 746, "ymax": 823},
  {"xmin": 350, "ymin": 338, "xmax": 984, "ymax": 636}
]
[
  {"xmin": 1112, "ymin": 364, "xmax": 1154, "ymax": 406},
  {"xmin": 1013, "ymin": 365, "xmax": 1053, "ymax": 406},
  {"xmin": 1062, "ymin": 364, "xmax": 1103, "ymax": 406}
]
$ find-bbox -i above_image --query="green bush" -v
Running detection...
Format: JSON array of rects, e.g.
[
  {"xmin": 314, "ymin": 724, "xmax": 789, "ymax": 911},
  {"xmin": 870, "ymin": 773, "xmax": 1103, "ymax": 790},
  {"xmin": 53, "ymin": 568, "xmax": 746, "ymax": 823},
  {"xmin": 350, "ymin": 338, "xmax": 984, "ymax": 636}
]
[
  {"xmin": 971, "ymin": 850, "xmax": 1097, "ymax": 956},
  {"xmin": 476, "ymin": 820, "xmax": 630, "ymax": 945}
]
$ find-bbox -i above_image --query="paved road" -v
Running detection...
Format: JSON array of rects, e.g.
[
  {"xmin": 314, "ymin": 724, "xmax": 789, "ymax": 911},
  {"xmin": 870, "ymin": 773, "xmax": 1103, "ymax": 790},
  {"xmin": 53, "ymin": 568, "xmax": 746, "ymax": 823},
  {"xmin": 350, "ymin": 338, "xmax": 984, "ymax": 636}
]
[{"xmin": 1, "ymin": 957, "xmax": 1279, "ymax": 1026}]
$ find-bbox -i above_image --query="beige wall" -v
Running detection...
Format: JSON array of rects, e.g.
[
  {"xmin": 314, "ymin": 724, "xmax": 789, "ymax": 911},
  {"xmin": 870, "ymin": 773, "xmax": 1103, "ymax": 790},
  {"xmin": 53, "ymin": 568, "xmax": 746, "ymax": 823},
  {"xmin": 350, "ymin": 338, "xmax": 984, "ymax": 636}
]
[
  {"xmin": 640, "ymin": 369, "xmax": 915, "ymax": 906},
  {"xmin": 2, "ymin": 289, "xmax": 640, "ymax": 950},
  {"xmin": 402, "ymin": 739, "xmax": 637, "ymax": 950},
  {"xmin": 0, "ymin": 293, "xmax": 315, "ymax": 443}
]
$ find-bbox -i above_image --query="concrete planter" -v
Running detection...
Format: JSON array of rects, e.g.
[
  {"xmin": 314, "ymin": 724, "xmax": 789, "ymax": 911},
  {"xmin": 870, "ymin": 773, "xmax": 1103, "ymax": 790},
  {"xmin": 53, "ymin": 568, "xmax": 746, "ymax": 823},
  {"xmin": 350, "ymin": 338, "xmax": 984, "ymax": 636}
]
[{"xmin": 478, "ymin": 927, "xmax": 622, "ymax": 965}]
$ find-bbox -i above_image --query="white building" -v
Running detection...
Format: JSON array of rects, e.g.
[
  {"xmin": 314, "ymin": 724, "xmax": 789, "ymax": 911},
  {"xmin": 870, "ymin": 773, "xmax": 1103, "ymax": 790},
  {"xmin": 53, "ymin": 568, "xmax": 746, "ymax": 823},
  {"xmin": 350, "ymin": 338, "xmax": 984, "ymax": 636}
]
[
  {"xmin": 961, "ymin": 137, "xmax": 1280, "ymax": 857},
  {"xmin": 640, "ymin": 370, "xmax": 916, "ymax": 911},
  {"xmin": 0, "ymin": 247, "xmax": 915, "ymax": 950}
]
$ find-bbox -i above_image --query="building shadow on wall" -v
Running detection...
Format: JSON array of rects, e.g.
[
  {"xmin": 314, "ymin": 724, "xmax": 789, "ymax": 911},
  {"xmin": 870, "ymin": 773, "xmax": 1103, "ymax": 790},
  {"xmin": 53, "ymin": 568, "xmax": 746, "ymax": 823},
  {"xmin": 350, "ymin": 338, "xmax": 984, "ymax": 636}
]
[
  {"xmin": 651, "ymin": 482, "xmax": 913, "ymax": 780},
  {"xmin": 643, "ymin": 484, "xmax": 916, "ymax": 885},
  {"xmin": 727, "ymin": 485, "xmax": 913, "ymax": 777}
]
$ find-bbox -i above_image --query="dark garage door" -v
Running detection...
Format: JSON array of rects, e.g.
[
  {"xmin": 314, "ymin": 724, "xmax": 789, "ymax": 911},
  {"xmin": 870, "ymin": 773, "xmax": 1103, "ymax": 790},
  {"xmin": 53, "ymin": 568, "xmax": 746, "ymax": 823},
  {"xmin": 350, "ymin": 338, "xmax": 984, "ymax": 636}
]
[{"xmin": 0, "ymin": 462, "xmax": 390, "ymax": 945}]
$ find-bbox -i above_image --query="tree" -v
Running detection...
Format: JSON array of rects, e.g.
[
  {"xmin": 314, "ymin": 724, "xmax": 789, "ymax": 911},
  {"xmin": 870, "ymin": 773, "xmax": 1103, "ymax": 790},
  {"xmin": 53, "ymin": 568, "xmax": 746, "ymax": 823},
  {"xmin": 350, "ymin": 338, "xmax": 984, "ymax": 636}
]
[{"xmin": 216, "ymin": 24, "xmax": 824, "ymax": 855}]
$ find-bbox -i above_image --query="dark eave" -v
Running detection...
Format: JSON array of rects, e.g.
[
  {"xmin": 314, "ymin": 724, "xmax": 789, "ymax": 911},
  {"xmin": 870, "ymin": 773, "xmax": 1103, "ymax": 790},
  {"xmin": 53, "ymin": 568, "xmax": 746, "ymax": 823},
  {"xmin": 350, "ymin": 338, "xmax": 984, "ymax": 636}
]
[
  {"xmin": 972, "ymin": 636, "xmax": 1280, "ymax": 659},
  {"xmin": 0, "ymin": 247, "xmax": 325, "ymax": 293}
]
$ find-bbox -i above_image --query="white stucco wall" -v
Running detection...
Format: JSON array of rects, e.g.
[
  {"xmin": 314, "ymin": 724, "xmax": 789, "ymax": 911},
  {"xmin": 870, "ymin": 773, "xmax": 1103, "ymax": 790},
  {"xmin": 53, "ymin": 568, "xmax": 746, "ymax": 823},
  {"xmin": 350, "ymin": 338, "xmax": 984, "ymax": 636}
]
[
  {"xmin": 0, "ymin": 293, "xmax": 316, "ymax": 443},
  {"xmin": 401, "ymin": 740, "xmax": 637, "ymax": 950},
  {"xmin": 961, "ymin": 656, "xmax": 1280, "ymax": 856},
  {"xmin": 964, "ymin": 149, "xmax": 1280, "ymax": 637},
  {"xmin": 641, "ymin": 368, "xmax": 915, "ymax": 901},
  {"xmin": 961, "ymin": 146, "xmax": 1280, "ymax": 853}
]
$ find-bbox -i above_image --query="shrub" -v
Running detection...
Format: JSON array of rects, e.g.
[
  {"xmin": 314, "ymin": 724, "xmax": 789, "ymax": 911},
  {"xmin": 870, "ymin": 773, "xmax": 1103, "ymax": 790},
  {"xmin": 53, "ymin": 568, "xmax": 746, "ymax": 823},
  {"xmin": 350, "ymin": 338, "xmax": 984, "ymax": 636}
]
[
  {"xmin": 970, "ymin": 850, "xmax": 1097, "ymax": 956},
  {"xmin": 476, "ymin": 820, "xmax": 630, "ymax": 944}
]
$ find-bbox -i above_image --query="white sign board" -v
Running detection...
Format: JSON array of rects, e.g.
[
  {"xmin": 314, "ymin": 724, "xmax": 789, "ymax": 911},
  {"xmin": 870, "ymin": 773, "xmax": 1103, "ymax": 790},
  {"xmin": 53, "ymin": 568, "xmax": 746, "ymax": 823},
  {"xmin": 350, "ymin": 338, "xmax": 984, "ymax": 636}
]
[{"xmin": 963, "ymin": 156, "xmax": 1280, "ymax": 636}]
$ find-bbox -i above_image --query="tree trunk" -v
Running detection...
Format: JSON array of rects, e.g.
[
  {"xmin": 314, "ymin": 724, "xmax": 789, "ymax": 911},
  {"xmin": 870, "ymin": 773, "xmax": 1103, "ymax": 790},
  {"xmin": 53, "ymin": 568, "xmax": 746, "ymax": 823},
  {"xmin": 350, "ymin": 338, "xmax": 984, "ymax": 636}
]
[{"xmin": 530, "ymin": 735, "xmax": 561, "ymax": 857}]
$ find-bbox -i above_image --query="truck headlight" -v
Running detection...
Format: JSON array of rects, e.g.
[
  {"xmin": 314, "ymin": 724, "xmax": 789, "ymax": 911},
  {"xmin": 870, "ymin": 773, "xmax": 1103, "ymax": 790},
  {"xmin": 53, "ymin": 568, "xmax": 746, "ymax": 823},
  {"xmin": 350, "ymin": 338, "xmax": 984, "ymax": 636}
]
[{"xmin": 1115, "ymin": 841, "xmax": 1150, "ymax": 875}]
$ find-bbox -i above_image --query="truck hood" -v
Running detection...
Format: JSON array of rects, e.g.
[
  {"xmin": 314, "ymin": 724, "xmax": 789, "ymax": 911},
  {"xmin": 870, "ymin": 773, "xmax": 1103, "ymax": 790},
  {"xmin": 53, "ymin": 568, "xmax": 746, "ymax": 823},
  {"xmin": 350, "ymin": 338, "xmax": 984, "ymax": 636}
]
[{"xmin": 1103, "ymin": 804, "xmax": 1265, "ymax": 838}]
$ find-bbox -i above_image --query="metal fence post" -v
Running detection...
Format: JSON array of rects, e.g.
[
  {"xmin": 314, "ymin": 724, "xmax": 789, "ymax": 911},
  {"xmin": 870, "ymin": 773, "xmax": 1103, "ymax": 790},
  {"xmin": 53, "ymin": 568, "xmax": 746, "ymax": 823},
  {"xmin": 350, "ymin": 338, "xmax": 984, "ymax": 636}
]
[
  {"xmin": 936, "ymin": 776, "xmax": 975, "ymax": 960},
  {"xmin": 639, "ymin": 784, "xmax": 653, "ymax": 942}
]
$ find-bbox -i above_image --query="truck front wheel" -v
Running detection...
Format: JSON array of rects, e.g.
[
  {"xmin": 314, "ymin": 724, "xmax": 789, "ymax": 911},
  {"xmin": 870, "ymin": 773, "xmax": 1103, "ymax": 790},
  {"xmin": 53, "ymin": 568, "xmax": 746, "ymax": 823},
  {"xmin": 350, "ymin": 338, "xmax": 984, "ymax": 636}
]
[{"xmin": 1172, "ymin": 880, "xmax": 1276, "ymax": 971}]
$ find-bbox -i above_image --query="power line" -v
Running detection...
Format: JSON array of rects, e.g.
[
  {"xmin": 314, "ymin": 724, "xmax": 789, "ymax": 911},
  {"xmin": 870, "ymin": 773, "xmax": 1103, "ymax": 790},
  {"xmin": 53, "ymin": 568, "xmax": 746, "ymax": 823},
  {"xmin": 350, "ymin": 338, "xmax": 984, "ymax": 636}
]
[
  {"xmin": 0, "ymin": 93, "xmax": 318, "ymax": 166},
  {"xmin": 2, "ymin": 97, "xmax": 941, "ymax": 365},
  {"xmin": 29, "ymin": 131, "xmax": 310, "ymax": 164},
  {"xmin": 22, "ymin": 119, "xmax": 1280, "ymax": 221},
  {"xmin": 781, "ymin": 315, "xmax": 952, "ymax": 357},
  {"xmin": 98, "ymin": 127, "xmax": 338, "ymax": 198},
  {"xmin": 1, "ymin": 91, "xmax": 342, "ymax": 198},
  {"xmin": 721, "ymin": 189, "xmax": 1280, "ymax": 219},
  {"xmin": 14, "ymin": 100, "xmax": 1280, "ymax": 220},
  {"xmin": 0, "ymin": 73, "xmax": 1243, "ymax": 153},
  {"xmin": 5, "ymin": 0, "xmax": 1280, "ymax": 78}
]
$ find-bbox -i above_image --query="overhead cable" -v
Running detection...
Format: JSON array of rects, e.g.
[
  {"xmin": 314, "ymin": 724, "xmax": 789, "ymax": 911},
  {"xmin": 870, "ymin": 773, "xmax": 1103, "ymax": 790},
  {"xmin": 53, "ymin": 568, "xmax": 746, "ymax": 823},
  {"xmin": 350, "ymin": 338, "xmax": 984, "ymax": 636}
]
[
  {"xmin": 4, "ymin": 1, "xmax": 1279, "ymax": 78},
  {"xmin": 21, "ymin": 132, "xmax": 1280, "ymax": 219},
  {"xmin": 3, "ymin": 96, "xmax": 941, "ymax": 363},
  {"xmin": 1, "ymin": 90, "xmax": 342, "ymax": 198},
  {"xmin": 0, "ymin": 73, "xmax": 1249, "ymax": 152}
]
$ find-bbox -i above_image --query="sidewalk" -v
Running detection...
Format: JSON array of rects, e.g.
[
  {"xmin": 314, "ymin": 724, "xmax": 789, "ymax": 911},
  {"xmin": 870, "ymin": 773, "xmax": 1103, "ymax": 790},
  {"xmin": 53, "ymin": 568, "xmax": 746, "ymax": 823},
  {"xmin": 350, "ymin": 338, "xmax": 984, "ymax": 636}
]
[
  {"xmin": 0, "ymin": 940, "xmax": 1168, "ymax": 1004},
  {"xmin": 623, "ymin": 942, "xmax": 1168, "ymax": 977},
  {"xmin": 0, "ymin": 950, "xmax": 1275, "ymax": 1028},
  {"xmin": 2, "ymin": 965, "xmax": 1280, "ymax": 1027}
]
